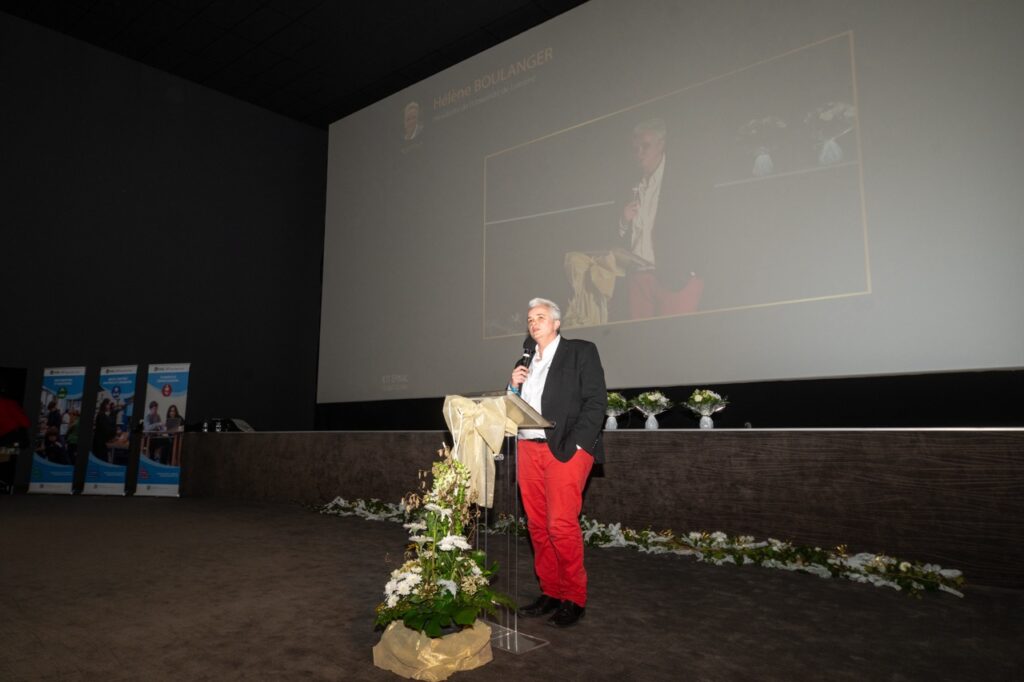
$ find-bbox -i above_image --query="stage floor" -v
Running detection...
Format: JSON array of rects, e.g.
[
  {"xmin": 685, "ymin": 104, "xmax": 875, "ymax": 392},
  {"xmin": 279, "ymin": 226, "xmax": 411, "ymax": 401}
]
[{"xmin": 2, "ymin": 495, "xmax": 1021, "ymax": 681}]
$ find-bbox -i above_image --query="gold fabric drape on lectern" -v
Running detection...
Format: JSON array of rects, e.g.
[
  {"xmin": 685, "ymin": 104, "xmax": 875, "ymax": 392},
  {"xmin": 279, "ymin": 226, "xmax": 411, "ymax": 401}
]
[
  {"xmin": 442, "ymin": 395, "xmax": 518, "ymax": 508},
  {"xmin": 564, "ymin": 251, "xmax": 625, "ymax": 327}
]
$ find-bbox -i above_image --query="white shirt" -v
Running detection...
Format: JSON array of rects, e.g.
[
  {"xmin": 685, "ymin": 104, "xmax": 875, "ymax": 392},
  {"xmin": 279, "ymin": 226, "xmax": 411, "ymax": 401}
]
[
  {"xmin": 518, "ymin": 334, "xmax": 561, "ymax": 440},
  {"xmin": 620, "ymin": 153, "xmax": 665, "ymax": 268}
]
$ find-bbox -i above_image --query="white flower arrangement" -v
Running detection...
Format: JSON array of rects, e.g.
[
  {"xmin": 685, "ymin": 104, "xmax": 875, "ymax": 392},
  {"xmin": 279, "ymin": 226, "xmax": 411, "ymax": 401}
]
[
  {"xmin": 631, "ymin": 390, "xmax": 673, "ymax": 417},
  {"xmin": 606, "ymin": 391, "xmax": 629, "ymax": 418},
  {"xmin": 684, "ymin": 389, "xmax": 728, "ymax": 417},
  {"xmin": 437, "ymin": 534, "xmax": 472, "ymax": 552},
  {"xmin": 368, "ymin": 446, "xmax": 514, "ymax": 638}
]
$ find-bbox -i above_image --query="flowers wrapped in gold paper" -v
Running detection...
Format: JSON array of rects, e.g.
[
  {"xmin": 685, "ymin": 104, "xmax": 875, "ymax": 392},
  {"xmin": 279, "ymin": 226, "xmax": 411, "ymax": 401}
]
[{"xmin": 372, "ymin": 620, "xmax": 492, "ymax": 681}]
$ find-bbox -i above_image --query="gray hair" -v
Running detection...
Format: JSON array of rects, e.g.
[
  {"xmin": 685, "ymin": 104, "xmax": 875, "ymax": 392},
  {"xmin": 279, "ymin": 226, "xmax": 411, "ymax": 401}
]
[
  {"xmin": 633, "ymin": 117, "xmax": 667, "ymax": 144},
  {"xmin": 528, "ymin": 297, "xmax": 562, "ymax": 321}
]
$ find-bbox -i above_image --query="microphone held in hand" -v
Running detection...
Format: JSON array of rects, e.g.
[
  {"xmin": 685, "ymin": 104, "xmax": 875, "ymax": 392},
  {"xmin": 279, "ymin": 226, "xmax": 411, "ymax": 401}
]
[{"xmin": 513, "ymin": 336, "xmax": 538, "ymax": 392}]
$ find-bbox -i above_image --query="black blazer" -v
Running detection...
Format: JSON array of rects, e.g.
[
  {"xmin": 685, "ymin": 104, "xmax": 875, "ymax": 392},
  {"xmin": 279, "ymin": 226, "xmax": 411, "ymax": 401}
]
[
  {"xmin": 619, "ymin": 156, "xmax": 710, "ymax": 291},
  {"xmin": 538, "ymin": 337, "xmax": 608, "ymax": 464}
]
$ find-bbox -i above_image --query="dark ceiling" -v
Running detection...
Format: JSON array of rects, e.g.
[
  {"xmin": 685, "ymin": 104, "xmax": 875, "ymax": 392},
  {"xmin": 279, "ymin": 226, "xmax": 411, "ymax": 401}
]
[{"xmin": 1, "ymin": 0, "xmax": 588, "ymax": 129}]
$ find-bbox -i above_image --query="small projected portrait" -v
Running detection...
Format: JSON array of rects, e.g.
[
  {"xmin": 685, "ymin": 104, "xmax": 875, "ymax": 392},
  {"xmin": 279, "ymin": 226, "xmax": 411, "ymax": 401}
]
[{"xmin": 403, "ymin": 101, "xmax": 424, "ymax": 141}]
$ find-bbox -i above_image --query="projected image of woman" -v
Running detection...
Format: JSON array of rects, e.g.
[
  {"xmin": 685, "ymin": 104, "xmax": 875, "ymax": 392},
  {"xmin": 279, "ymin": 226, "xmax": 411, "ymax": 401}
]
[{"xmin": 617, "ymin": 118, "xmax": 704, "ymax": 319}]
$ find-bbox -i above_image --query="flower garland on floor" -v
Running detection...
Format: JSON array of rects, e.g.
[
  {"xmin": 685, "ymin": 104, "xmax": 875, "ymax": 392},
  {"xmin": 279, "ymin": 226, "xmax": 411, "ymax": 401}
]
[{"xmin": 319, "ymin": 497, "xmax": 964, "ymax": 598}]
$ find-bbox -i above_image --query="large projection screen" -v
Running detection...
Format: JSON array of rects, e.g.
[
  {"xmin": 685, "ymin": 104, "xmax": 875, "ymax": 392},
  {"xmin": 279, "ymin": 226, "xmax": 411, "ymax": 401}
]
[{"xmin": 319, "ymin": 0, "xmax": 1024, "ymax": 404}]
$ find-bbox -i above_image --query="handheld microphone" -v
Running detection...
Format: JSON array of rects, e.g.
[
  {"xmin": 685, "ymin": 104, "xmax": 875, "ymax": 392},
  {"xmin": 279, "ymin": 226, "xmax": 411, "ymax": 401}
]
[{"xmin": 512, "ymin": 336, "xmax": 537, "ymax": 393}]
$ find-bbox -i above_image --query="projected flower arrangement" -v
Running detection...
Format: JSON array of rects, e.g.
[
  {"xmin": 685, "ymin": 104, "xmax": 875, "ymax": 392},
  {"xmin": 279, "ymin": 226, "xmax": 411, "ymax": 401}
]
[
  {"xmin": 730, "ymin": 101, "xmax": 858, "ymax": 180},
  {"xmin": 737, "ymin": 115, "xmax": 788, "ymax": 176},
  {"xmin": 804, "ymin": 100, "xmax": 857, "ymax": 165}
]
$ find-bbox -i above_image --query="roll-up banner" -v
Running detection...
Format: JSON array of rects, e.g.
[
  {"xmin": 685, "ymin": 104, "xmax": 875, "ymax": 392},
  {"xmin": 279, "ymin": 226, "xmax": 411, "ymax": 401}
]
[
  {"xmin": 30, "ymin": 366, "xmax": 86, "ymax": 494},
  {"xmin": 83, "ymin": 365, "xmax": 138, "ymax": 495},
  {"xmin": 135, "ymin": 363, "xmax": 190, "ymax": 497}
]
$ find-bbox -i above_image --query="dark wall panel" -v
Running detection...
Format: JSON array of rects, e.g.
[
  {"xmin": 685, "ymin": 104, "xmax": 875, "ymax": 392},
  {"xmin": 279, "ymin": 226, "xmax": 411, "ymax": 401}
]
[
  {"xmin": 181, "ymin": 431, "xmax": 443, "ymax": 505},
  {"xmin": 0, "ymin": 12, "xmax": 327, "ymax": 431}
]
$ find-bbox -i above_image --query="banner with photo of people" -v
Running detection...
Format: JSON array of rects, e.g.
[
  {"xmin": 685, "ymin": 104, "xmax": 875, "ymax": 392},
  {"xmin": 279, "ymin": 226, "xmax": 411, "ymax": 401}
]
[
  {"xmin": 83, "ymin": 365, "xmax": 138, "ymax": 495},
  {"xmin": 30, "ymin": 366, "xmax": 86, "ymax": 494},
  {"xmin": 135, "ymin": 363, "xmax": 189, "ymax": 497}
]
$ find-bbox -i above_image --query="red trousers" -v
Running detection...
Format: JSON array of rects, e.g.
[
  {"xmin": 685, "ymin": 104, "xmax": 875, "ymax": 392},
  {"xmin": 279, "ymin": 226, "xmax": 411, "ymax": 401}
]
[
  {"xmin": 627, "ymin": 270, "xmax": 703, "ymax": 319},
  {"xmin": 517, "ymin": 440, "xmax": 594, "ymax": 607}
]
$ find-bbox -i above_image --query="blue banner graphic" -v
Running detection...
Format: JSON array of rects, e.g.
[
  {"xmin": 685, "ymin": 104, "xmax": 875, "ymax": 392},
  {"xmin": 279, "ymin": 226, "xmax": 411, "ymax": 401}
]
[
  {"xmin": 135, "ymin": 363, "xmax": 190, "ymax": 497},
  {"xmin": 83, "ymin": 365, "xmax": 138, "ymax": 495},
  {"xmin": 30, "ymin": 366, "xmax": 86, "ymax": 494}
]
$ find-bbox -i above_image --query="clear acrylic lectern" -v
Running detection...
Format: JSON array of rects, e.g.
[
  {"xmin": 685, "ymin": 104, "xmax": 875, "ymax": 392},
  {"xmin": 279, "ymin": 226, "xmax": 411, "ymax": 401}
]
[{"xmin": 448, "ymin": 391, "xmax": 553, "ymax": 655}]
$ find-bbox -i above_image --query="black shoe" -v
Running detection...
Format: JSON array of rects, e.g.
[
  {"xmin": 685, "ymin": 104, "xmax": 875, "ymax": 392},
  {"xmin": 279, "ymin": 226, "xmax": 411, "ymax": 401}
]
[
  {"xmin": 519, "ymin": 594, "xmax": 561, "ymax": 618},
  {"xmin": 547, "ymin": 600, "xmax": 585, "ymax": 628}
]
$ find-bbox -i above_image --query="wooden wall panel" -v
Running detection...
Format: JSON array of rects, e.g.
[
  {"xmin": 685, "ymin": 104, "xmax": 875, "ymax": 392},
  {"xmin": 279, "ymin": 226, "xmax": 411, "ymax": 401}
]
[{"xmin": 180, "ymin": 430, "xmax": 1024, "ymax": 587}]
